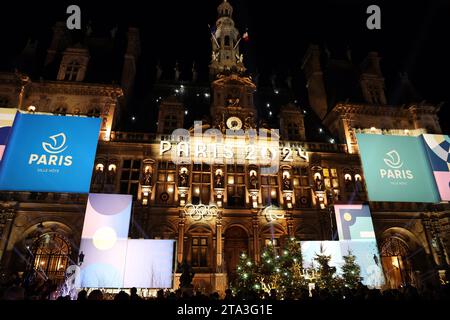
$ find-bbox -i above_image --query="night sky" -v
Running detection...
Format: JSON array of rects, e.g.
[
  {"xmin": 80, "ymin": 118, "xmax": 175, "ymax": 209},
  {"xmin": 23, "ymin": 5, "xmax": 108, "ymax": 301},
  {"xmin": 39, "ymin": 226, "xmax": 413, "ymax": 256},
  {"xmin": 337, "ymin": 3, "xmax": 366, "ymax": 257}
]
[{"xmin": 0, "ymin": 0, "xmax": 448, "ymax": 133}]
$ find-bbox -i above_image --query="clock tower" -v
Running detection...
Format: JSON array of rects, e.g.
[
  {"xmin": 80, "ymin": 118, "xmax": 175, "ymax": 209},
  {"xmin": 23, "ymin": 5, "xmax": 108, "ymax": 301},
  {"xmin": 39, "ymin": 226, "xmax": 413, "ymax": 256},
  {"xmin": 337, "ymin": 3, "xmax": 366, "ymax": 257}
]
[{"xmin": 209, "ymin": 0, "xmax": 257, "ymax": 132}]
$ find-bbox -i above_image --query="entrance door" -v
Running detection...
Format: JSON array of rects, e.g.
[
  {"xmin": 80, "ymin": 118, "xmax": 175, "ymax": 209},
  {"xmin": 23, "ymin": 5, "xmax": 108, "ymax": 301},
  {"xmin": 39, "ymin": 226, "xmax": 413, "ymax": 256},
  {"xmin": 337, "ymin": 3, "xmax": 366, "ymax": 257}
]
[
  {"xmin": 224, "ymin": 227, "xmax": 249, "ymax": 284},
  {"xmin": 381, "ymin": 237, "xmax": 412, "ymax": 288}
]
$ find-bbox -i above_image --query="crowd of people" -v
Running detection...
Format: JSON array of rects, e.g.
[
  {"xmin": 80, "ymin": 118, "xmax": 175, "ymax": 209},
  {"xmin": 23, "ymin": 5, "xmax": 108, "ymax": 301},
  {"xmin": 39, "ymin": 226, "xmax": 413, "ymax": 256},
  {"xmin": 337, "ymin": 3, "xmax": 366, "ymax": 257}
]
[{"xmin": 1, "ymin": 274, "xmax": 449, "ymax": 301}]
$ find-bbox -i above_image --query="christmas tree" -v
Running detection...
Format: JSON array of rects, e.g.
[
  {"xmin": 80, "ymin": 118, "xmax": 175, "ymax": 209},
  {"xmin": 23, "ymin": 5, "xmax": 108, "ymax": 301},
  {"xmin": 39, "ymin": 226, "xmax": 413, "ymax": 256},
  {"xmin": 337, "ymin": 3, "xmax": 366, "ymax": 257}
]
[
  {"xmin": 234, "ymin": 239, "xmax": 365, "ymax": 296},
  {"xmin": 235, "ymin": 252, "xmax": 258, "ymax": 291},
  {"xmin": 278, "ymin": 237, "xmax": 307, "ymax": 294},
  {"xmin": 341, "ymin": 249, "xmax": 362, "ymax": 288},
  {"xmin": 258, "ymin": 240, "xmax": 282, "ymax": 292},
  {"xmin": 314, "ymin": 243, "xmax": 339, "ymax": 290},
  {"xmin": 235, "ymin": 238, "xmax": 307, "ymax": 297}
]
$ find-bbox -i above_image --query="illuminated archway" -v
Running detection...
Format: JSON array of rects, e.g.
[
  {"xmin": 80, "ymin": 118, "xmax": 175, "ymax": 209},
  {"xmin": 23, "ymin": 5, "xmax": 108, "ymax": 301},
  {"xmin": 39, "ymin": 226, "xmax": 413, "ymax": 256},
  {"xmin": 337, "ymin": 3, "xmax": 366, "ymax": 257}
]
[
  {"xmin": 32, "ymin": 232, "xmax": 71, "ymax": 282},
  {"xmin": 380, "ymin": 237, "xmax": 412, "ymax": 289}
]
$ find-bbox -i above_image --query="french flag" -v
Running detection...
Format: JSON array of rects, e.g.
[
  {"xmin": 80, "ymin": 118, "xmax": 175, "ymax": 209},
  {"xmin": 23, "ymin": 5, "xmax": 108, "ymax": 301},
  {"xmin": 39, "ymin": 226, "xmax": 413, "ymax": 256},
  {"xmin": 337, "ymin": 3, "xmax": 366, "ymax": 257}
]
[{"xmin": 242, "ymin": 31, "xmax": 249, "ymax": 42}]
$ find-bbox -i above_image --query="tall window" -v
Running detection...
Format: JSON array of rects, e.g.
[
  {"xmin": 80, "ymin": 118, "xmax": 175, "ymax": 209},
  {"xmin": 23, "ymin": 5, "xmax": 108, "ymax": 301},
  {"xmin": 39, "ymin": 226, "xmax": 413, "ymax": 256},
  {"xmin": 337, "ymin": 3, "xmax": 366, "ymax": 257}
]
[
  {"xmin": 323, "ymin": 167, "xmax": 340, "ymax": 201},
  {"xmin": 261, "ymin": 174, "xmax": 279, "ymax": 206},
  {"xmin": 224, "ymin": 36, "xmax": 230, "ymax": 47},
  {"xmin": 163, "ymin": 115, "xmax": 178, "ymax": 133},
  {"xmin": 192, "ymin": 163, "xmax": 211, "ymax": 204},
  {"xmin": 120, "ymin": 159, "xmax": 141, "ymax": 199},
  {"xmin": 191, "ymin": 237, "xmax": 208, "ymax": 267},
  {"xmin": 33, "ymin": 233, "xmax": 71, "ymax": 282},
  {"xmin": 226, "ymin": 164, "xmax": 245, "ymax": 208},
  {"xmin": 64, "ymin": 61, "xmax": 80, "ymax": 81},
  {"xmin": 155, "ymin": 161, "xmax": 176, "ymax": 205},
  {"xmin": 354, "ymin": 173, "xmax": 365, "ymax": 193},
  {"xmin": 287, "ymin": 123, "xmax": 300, "ymax": 140},
  {"xmin": 293, "ymin": 166, "xmax": 311, "ymax": 208},
  {"xmin": 263, "ymin": 238, "xmax": 280, "ymax": 255}
]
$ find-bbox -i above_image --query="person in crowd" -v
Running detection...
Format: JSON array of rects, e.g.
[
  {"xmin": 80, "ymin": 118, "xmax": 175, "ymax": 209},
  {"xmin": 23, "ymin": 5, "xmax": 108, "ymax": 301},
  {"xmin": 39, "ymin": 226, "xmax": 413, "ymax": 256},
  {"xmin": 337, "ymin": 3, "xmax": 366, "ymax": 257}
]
[
  {"xmin": 77, "ymin": 289, "xmax": 87, "ymax": 301},
  {"xmin": 130, "ymin": 287, "xmax": 142, "ymax": 300},
  {"xmin": 87, "ymin": 289, "xmax": 103, "ymax": 300}
]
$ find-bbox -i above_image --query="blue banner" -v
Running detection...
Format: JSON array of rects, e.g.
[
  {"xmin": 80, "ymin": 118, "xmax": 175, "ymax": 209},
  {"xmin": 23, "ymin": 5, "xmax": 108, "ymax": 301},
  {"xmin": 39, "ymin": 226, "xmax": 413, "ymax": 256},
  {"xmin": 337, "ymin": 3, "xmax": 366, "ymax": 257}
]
[
  {"xmin": 0, "ymin": 113, "xmax": 101, "ymax": 193},
  {"xmin": 356, "ymin": 133, "xmax": 439, "ymax": 203}
]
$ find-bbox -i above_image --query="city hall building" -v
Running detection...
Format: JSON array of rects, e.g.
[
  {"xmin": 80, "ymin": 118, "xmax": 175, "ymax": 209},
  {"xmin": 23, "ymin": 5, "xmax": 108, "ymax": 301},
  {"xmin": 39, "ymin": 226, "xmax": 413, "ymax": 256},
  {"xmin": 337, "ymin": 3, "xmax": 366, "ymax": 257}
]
[{"xmin": 0, "ymin": 0, "xmax": 448, "ymax": 293}]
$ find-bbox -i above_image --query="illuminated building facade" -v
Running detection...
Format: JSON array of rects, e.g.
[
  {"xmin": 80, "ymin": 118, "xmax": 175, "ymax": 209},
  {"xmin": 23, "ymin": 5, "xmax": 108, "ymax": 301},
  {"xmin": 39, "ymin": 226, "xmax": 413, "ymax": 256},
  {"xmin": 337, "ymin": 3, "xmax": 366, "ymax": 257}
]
[{"xmin": 0, "ymin": 0, "xmax": 448, "ymax": 293}]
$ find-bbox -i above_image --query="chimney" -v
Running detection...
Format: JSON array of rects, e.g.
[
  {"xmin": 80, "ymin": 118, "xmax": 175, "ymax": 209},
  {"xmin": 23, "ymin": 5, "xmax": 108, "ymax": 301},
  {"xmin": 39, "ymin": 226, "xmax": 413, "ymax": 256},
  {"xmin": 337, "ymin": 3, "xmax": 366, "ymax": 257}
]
[
  {"xmin": 45, "ymin": 21, "xmax": 66, "ymax": 66},
  {"xmin": 302, "ymin": 45, "xmax": 328, "ymax": 120},
  {"xmin": 121, "ymin": 27, "xmax": 141, "ymax": 100}
]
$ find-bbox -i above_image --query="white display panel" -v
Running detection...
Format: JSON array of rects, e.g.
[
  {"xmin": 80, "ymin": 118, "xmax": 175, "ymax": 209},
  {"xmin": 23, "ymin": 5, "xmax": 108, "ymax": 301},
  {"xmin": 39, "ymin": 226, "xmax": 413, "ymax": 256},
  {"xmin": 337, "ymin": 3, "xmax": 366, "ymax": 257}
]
[
  {"xmin": 300, "ymin": 240, "xmax": 384, "ymax": 288},
  {"xmin": 124, "ymin": 240, "xmax": 176, "ymax": 288},
  {"xmin": 80, "ymin": 238, "xmax": 128, "ymax": 288}
]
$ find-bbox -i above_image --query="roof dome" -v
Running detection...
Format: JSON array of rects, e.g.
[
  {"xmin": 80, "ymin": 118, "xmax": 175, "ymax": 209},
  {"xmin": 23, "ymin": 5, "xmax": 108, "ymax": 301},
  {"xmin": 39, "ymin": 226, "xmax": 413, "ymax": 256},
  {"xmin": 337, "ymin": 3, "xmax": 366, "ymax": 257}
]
[{"xmin": 217, "ymin": 0, "xmax": 233, "ymax": 17}]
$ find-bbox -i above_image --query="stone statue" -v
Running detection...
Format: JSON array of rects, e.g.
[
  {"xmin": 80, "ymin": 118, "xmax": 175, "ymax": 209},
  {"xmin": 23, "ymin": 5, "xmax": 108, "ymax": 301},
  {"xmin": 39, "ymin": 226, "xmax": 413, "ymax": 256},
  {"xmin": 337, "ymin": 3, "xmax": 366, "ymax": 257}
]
[
  {"xmin": 101, "ymin": 117, "xmax": 108, "ymax": 130},
  {"xmin": 249, "ymin": 171, "xmax": 258, "ymax": 189},
  {"xmin": 212, "ymin": 51, "xmax": 219, "ymax": 62},
  {"xmin": 179, "ymin": 261, "xmax": 195, "ymax": 289},
  {"xmin": 244, "ymin": 116, "xmax": 256, "ymax": 130},
  {"xmin": 315, "ymin": 175, "xmax": 324, "ymax": 191},
  {"xmin": 179, "ymin": 170, "xmax": 189, "ymax": 187},
  {"xmin": 283, "ymin": 176, "xmax": 292, "ymax": 190},
  {"xmin": 142, "ymin": 167, "xmax": 152, "ymax": 186},
  {"xmin": 227, "ymin": 98, "xmax": 240, "ymax": 107},
  {"xmin": 214, "ymin": 172, "xmax": 224, "ymax": 188}
]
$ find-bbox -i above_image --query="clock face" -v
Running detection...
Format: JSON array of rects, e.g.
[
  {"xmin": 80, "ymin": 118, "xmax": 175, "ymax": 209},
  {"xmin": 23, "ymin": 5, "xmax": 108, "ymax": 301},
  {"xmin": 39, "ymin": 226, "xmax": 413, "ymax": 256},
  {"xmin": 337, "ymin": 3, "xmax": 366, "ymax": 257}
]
[{"xmin": 226, "ymin": 116, "xmax": 243, "ymax": 130}]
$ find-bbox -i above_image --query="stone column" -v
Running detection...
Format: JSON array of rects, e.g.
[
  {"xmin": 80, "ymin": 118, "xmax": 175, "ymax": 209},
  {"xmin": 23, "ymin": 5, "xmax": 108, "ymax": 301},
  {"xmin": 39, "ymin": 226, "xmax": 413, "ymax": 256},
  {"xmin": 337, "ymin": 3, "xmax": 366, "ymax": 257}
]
[
  {"xmin": 286, "ymin": 211, "xmax": 294, "ymax": 238},
  {"xmin": 216, "ymin": 211, "xmax": 223, "ymax": 273},
  {"xmin": 0, "ymin": 208, "xmax": 15, "ymax": 265},
  {"xmin": 252, "ymin": 215, "xmax": 259, "ymax": 263},
  {"xmin": 177, "ymin": 215, "xmax": 186, "ymax": 265}
]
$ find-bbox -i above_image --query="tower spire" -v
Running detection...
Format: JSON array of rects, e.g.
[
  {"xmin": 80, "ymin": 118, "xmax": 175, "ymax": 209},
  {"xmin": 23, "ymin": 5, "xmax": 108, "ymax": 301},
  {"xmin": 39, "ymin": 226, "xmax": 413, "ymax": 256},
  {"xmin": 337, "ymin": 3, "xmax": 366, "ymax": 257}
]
[{"xmin": 209, "ymin": 0, "xmax": 246, "ymax": 77}]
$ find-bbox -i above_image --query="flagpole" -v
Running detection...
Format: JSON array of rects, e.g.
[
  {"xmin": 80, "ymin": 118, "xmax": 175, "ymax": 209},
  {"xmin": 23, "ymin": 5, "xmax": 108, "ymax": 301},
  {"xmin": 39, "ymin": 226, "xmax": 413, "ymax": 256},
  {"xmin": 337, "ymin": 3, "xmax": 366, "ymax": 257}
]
[
  {"xmin": 208, "ymin": 24, "xmax": 220, "ymax": 48},
  {"xmin": 233, "ymin": 37, "xmax": 242, "ymax": 50}
]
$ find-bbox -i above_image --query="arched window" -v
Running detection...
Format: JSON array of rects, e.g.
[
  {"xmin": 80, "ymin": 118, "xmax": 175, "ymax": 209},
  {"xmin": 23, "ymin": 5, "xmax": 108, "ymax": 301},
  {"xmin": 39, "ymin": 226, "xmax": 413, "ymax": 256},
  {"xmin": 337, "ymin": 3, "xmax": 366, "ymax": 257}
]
[
  {"xmin": 64, "ymin": 61, "xmax": 81, "ymax": 81},
  {"xmin": 354, "ymin": 173, "xmax": 364, "ymax": 192},
  {"xmin": 224, "ymin": 36, "xmax": 230, "ymax": 47},
  {"xmin": 33, "ymin": 233, "xmax": 71, "ymax": 282},
  {"xmin": 344, "ymin": 173, "xmax": 353, "ymax": 192}
]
